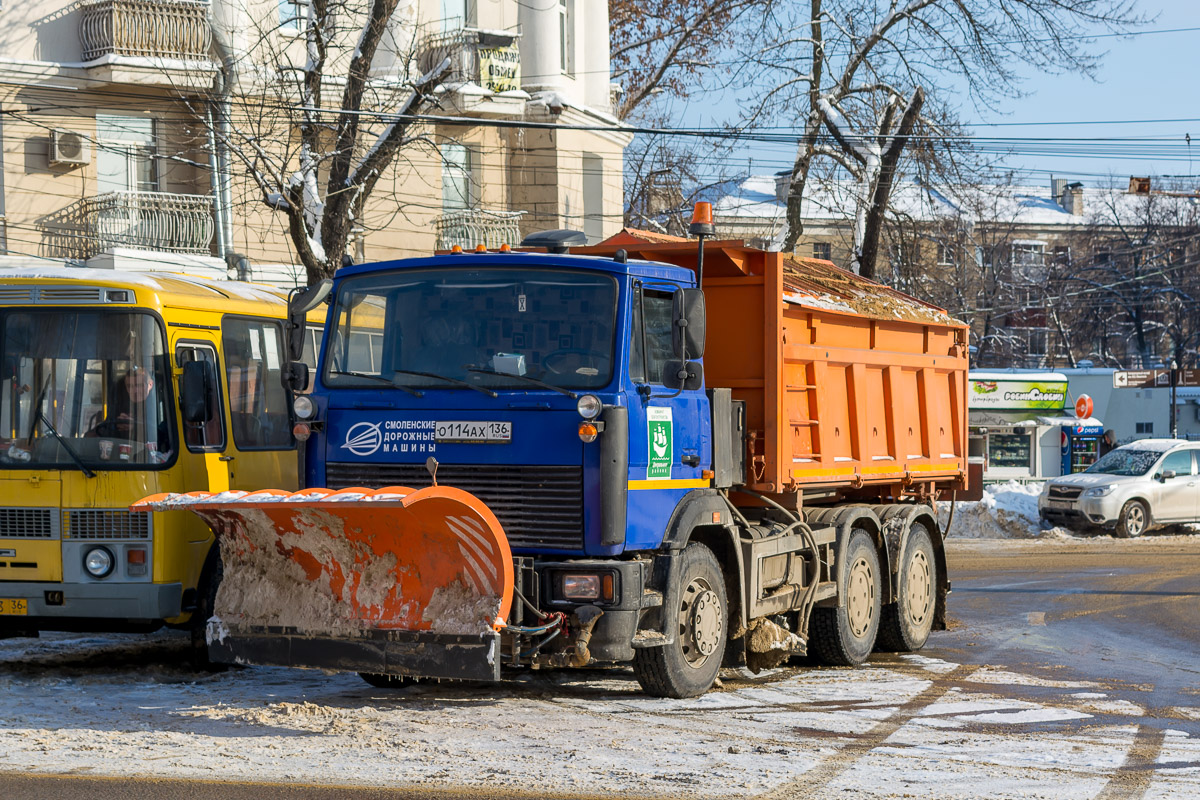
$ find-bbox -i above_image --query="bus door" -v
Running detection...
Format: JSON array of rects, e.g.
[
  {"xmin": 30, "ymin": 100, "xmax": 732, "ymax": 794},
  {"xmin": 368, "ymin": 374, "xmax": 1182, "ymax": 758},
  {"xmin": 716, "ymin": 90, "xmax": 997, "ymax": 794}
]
[
  {"xmin": 173, "ymin": 337, "xmax": 229, "ymax": 494},
  {"xmin": 219, "ymin": 317, "xmax": 297, "ymax": 492}
]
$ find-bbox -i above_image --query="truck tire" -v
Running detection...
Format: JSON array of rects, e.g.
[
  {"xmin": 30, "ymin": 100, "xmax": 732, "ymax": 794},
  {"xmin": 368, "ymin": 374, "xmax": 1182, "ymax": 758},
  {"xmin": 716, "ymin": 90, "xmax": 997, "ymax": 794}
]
[
  {"xmin": 876, "ymin": 524, "xmax": 936, "ymax": 652},
  {"xmin": 1114, "ymin": 499, "xmax": 1149, "ymax": 538},
  {"xmin": 809, "ymin": 529, "xmax": 881, "ymax": 666},
  {"xmin": 634, "ymin": 542, "xmax": 727, "ymax": 698}
]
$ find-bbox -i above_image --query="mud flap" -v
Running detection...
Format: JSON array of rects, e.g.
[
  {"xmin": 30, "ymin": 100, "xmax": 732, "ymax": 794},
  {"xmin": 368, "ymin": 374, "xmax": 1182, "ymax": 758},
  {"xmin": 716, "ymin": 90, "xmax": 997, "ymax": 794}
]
[{"xmin": 132, "ymin": 486, "xmax": 513, "ymax": 681}]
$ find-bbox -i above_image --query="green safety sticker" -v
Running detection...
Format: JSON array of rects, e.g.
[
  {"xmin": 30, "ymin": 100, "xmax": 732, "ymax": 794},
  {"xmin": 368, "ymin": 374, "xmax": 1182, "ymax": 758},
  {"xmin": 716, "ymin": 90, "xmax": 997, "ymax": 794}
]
[{"xmin": 647, "ymin": 407, "xmax": 673, "ymax": 479}]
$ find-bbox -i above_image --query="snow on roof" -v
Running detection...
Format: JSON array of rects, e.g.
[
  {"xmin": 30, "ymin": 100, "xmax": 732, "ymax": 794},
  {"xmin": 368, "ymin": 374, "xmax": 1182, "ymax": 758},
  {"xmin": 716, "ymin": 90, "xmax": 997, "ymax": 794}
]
[
  {"xmin": 713, "ymin": 175, "xmax": 1197, "ymax": 228},
  {"xmin": 1118, "ymin": 438, "xmax": 1190, "ymax": 452}
]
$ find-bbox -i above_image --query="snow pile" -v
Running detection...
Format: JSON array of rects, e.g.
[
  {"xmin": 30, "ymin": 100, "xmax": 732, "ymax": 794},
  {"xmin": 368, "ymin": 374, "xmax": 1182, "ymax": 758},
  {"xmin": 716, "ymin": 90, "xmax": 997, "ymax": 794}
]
[{"xmin": 941, "ymin": 481, "xmax": 1068, "ymax": 539}]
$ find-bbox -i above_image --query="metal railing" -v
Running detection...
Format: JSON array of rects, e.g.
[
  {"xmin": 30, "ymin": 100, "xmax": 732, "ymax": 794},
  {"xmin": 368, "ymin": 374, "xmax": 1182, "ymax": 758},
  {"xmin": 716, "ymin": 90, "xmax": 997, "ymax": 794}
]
[
  {"xmin": 79, "ymin": 0, "xmax": 212, "ymax": 61},
  {"xmin": 435, "ymin": 208, "xmax": 524, "ymax": 251},
  {"xmin": 81, "ymin": 191, "xmax": 214, "ymax": 256},
  {"xmin": 417, "ymin": 27, "xmax": 520, "ymax": 90}
]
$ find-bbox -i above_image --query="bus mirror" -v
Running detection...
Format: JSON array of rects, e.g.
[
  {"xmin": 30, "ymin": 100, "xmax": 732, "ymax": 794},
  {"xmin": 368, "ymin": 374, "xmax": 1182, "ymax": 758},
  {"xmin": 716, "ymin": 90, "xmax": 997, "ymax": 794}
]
[
  {"xmin": 180, "ymin": 360, "xmax": 214, "ymax": 424},
  {"xmin": 662, "ymin": 360, "xmax": 703, "ymax": 392},
  {"xmin": 287, "ymin": 279, "xmax": 333, "ymax": 361},
  {"xmin": 672, "ymin": 288, "xmax": 706, "ymax": 360}
]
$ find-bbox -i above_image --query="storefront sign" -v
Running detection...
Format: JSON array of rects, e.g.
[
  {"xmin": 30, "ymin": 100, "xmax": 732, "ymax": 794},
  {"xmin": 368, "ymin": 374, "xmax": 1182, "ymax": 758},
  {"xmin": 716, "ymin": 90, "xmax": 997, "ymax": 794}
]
[
  {"xmin": 968, "ymin": 378, "xmax": 1068, "ymax": 411},
  {"xmin": 1113, "ymin": 369, "xmax": 1200, "ymax": 388},
  {"xmin": 479, "ymin": 46, "xmax": 521, "ymax": 93}
]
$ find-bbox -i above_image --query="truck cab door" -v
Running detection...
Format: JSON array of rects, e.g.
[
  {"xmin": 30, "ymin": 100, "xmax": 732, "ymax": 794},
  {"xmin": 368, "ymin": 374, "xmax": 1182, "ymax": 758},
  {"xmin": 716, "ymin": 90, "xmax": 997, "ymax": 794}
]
[{"xmin": 623, "ymin": 282, "xmax": 711, "ymax": 550}]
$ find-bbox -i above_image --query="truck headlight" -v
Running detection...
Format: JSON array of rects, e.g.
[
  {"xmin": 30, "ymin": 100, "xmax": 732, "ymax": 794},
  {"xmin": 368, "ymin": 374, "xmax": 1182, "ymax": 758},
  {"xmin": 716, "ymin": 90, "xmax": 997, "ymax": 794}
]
[
  {"xmin": 84, "ymin": 546, "xmax": 115, "ymax": 578},
  {"xmin": 293, "ymin": 395, "xmax": 315, "ymax": 419},
  {"xmin": 559, "ymin": 572, "xmax": 615, "ymax": 603},
  {"xmin": 576, "ymin": 394, "xmax": 602, "ymax": 419},
  {"xmin": 1085, "ymin": 485, "xmax": 1118, "ymax": 497}
]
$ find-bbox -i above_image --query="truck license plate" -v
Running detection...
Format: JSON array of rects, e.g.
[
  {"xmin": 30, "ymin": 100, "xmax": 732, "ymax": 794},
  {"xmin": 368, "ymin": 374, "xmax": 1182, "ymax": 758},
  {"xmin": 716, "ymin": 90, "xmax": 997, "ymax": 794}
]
[
  {"xmin": 0, "ymin": 598, "xmax": 27, "ymax": 616},
  {"xmin": 435, "ymin": 421, "xmax": 512, "ymax": 443}
]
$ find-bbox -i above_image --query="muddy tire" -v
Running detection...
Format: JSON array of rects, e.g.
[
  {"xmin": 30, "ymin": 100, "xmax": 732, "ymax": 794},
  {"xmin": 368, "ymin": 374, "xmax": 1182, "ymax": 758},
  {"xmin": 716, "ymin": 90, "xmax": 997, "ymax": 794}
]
[
  {"xmin": 1114, "ymin": 499, "xmax": 1149, "ymax": 538},
  {"xmin": 876, "ymin": 524, "xmax": 936, "ymax": 652},
  {"xmin": 809, "ymin": 529, "xmax": 881, "ymax": 666},
  {"xmin": 358, "ymin": 672, "xmax": 413, "ymax": 689},
  {"xmin": 634, "ymin": 542, "xmax": 727, "ymax": 698}
]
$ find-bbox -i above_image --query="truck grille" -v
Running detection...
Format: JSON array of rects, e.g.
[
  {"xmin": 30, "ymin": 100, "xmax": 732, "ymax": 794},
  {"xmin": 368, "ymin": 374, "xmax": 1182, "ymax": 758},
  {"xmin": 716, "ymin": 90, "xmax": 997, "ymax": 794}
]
[
  {"xmin": 62, "ymin": 509, "xmax": 150, "ymax": 540},
  {"xmin": 0, "ymin": 508, "xmax": 57, "ymax": 538},
  {"xmin": 1048, "ymin": 485, "xmax": 1083, "ymax": 500},
  {"xmin": 325, "ymin": 462, "xmax": 584, "ymax": 551}
]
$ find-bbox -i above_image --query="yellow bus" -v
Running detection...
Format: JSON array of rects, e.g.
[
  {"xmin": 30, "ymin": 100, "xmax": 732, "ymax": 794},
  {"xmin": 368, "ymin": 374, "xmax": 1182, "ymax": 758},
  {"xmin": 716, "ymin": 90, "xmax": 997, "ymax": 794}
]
[{"xmin": 0, "ymin": 267, "xmax": 321, "ymax": 662}]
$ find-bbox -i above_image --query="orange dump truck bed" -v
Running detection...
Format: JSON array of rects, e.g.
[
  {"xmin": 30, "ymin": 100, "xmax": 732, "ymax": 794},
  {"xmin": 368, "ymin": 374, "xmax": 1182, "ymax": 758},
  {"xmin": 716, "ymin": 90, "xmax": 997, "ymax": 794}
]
[{"xmin": 581, "ymin": 237, "xmax": 970, "ymax": 498}]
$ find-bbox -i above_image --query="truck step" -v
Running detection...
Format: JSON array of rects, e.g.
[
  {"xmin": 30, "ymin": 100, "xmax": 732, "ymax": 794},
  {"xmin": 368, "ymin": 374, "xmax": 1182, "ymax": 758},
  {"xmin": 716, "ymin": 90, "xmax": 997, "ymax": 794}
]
[{"xmin": 631, "ymin": 630, "xmax": 674, "ymax": 648}]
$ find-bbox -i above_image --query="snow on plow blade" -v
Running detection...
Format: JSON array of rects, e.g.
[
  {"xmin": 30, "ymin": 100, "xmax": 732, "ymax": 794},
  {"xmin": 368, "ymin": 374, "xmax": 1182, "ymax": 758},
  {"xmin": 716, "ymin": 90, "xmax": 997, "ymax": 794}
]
[{"xmin": 132, "ymin": 486, "xmax": 513, "ymax": 681}]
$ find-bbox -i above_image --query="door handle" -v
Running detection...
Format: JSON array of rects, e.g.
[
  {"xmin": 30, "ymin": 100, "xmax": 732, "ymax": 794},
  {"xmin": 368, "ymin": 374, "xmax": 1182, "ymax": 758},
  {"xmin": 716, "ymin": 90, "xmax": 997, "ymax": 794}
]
[
  {"xmin": 681, "ymin": 454, "xmax": 700, "ymax": 467},
  {"xmin": 219, "ymin": 455, "xmax": 235, "ymax": 462}
]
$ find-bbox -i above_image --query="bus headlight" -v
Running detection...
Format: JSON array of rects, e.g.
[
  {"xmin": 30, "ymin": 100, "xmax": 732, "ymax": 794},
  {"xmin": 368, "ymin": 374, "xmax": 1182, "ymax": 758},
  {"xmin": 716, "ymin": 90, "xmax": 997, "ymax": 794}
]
[
  {"xmin": 84, "ymin": 546, "xmax": 115, "ymax": 578},
  {"xmin": 293, "ymin": 395, "xmax": 315, "ymax": 419},
  {"xmin": 576, "ymin": 394, "xmax": 602, "ymax": 419}
]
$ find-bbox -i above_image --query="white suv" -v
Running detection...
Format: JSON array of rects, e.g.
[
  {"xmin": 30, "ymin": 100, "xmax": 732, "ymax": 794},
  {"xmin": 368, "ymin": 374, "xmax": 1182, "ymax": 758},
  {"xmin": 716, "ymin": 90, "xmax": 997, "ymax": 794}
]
[{"xmin": 1039, "ymin": 439, "xmax": 1200, "ymax": 537}]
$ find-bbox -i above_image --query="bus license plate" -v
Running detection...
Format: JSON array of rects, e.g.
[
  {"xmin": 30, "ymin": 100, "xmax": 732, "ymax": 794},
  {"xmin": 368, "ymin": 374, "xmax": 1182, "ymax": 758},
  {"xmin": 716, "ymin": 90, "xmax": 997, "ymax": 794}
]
[
  {"xmin": 0, "ymin": 598, "xmax": 27, "ymax": 616},
  {"xmin": 436, "ymin": 421, "xmax": 512, "ymax": 443}
]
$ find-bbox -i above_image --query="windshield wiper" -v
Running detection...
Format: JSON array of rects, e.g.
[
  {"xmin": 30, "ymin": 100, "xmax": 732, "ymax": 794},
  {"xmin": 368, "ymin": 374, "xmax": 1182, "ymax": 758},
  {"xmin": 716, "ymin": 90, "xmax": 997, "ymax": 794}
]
[
  {"xmin": 33, "ymin": 407, "xmax": 95, "ymax": 479},
  {"xmin": 328, "ymin": 369, "xmax": 423, "ymax": 397},
  {"xmin": 391, "ymin": 369, "xmax": 498, "ymax": 398},
  {"xmin": 466, "ymin": 367, "xmax": 577, "ymax": 399}
]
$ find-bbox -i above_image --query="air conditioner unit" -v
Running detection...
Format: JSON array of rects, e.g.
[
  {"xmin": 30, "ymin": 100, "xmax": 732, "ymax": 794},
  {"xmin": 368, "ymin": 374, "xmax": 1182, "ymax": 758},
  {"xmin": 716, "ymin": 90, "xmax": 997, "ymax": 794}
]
[{"xmin": 49, "ymin": 130, "xmax": 90, "ymax": 166}]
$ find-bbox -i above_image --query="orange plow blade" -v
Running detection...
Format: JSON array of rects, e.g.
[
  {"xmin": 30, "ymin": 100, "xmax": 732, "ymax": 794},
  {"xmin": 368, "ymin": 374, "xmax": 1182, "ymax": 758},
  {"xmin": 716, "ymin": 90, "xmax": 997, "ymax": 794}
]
[{"xmin": 133, "ymin": 486, "xmax": 514, "ymax": 680}]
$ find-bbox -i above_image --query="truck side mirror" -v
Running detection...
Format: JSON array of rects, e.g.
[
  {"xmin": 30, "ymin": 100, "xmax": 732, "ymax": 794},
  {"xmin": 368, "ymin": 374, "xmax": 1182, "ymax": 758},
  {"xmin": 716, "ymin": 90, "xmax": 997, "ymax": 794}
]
[
  {"xmin": 286, "ymin": 279, "xmax": 333, "ymax": 361},
  {"xmin": 284, "ymin": 361, "xmax": 311, "ymax": 394},
  {"xmin": 180, "ymin": 360, "xmax": 214, "ymax": 424},
  {"xmin": 662, "ymin": 359, "xmax": 703, "ymax": 392},
  {"xmin": 672, "ymin": 288, "xmax": 706, "ymax": 360}
]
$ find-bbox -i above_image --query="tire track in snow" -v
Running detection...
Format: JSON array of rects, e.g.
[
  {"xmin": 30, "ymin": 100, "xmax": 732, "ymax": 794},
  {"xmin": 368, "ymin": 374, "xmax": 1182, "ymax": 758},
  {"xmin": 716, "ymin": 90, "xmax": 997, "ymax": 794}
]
[
  {"xmin": 1092, "ymin": 724, "xmax": 1167, "ymax": 800},
  {"xmin": 755, "ymin": 664, "xmax": 975, "ymax": 800}
]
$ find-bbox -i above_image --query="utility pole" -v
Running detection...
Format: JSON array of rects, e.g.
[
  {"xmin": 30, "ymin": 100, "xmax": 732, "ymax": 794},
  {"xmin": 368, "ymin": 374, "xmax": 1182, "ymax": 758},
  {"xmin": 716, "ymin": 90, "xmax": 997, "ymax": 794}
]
[{"xmin": 1171, "ymin": 359, "xmax": 1178, "ymax": 439}]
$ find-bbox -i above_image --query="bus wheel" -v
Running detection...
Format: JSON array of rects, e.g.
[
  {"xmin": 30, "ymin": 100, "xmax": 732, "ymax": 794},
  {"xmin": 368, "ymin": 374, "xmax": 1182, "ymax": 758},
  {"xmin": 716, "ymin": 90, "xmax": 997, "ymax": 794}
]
[
  {"xmin": 877, "ymin": 524, "xmax": 936, "ymax": 652},
  {"xmin": 190, "ymin": 555, "xmax": 227, "ymax": 672},
  {"xmin": 810, "ymin": 529, "xmax": 881, "ymax": 666},
  {"xmin": 634, "ymin": 542, "xmax": 727, "ymax": 698}
]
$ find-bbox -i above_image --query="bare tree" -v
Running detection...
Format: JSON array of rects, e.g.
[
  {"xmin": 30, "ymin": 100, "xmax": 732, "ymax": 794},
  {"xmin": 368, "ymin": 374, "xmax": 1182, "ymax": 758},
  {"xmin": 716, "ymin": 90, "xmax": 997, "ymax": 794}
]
[
  {"xmin": 198, "ymin": 0, "xmax": 451, "ymax": 285},
  {"xmin": 753, "ymin": 0, "xmax": 1140, "ymax": 276}
]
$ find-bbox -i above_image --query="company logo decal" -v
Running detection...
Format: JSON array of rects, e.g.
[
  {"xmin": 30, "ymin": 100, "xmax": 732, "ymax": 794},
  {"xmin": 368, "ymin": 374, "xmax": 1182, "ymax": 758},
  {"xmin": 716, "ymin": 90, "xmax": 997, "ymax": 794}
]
[{"xmin": 341, "ymin": 422, "xmax": 383, "ymax": 456}]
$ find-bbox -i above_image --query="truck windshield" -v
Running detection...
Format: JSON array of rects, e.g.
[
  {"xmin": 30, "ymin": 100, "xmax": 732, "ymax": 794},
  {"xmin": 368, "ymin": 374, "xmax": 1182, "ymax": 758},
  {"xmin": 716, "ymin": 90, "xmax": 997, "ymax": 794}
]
[
  {"xmin": 1085, "ymin": 449, "xmax": 1159, "ymax": 477},
  {"xmin": 326, "ymin": 267, "xmax": 618, "ymax": 391},
  {"xmin": 0, "ymin": 311, "xmax": 174, "ymax": 469}
]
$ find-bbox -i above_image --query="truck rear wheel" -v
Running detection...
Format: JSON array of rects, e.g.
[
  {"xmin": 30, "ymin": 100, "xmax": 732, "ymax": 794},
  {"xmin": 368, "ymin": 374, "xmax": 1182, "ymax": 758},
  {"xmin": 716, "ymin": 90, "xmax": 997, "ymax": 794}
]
[
  {"xmin": 634, "ymin": 542, "xmax": 727, "ymax": 698},
  {"xmin": 809, "ymin": 529, "xmax": 881, "ymax": 666},
  {"xmin": 876, "ymin": 524, "xmax": 936, "ymax": 652}
]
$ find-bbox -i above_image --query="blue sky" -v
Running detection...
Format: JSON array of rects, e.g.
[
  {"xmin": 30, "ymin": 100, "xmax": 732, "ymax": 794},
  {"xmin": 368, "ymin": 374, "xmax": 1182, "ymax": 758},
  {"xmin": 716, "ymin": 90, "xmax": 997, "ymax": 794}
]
[{"xmin": 668, "ymin": 0, "xmax": 1199, "ymax": 188}]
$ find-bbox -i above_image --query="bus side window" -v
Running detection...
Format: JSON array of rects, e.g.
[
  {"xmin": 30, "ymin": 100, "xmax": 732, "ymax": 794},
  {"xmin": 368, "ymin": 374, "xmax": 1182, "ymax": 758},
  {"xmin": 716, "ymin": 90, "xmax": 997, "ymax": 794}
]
[
  {"xmin": 222, "ymin": 318, "xmax": 292, "ymax": 450},
  {"xmin": 175, "ymin": 344, "xmax": 225, "ymax": 452}
]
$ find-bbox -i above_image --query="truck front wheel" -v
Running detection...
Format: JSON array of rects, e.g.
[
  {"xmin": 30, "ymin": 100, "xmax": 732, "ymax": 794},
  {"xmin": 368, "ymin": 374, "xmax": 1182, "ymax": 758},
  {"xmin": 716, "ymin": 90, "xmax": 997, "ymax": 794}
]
[
  {"xmin": 809, "ymin": 529, "xmax": 881, "ymax": 665},
  {"xmin": 876, "ymin": 524, "xmax": 936, "ymax": 652},
  {"xmin": 634, "ymin": 543, "xmax": 727, "ymax": 698}
]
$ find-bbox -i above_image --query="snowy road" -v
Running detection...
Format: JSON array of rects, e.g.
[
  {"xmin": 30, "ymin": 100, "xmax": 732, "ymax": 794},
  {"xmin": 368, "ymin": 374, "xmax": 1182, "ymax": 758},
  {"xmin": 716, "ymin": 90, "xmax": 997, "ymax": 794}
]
[{"xmin": 1, "ymin": 536, "xmax": 1198, "ymax": 799}]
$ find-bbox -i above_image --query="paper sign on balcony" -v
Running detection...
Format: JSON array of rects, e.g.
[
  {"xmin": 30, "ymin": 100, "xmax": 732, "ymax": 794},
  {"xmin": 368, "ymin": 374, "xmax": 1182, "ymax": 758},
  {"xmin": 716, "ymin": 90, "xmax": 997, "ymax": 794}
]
[{"xmin": 479, "ymin": 46, "xmax": 520, "ymax": 93}]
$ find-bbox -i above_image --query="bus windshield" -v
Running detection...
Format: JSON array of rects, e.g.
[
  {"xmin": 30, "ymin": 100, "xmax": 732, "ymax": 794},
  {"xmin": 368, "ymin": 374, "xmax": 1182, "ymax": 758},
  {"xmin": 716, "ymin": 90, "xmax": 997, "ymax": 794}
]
[
  {"xmin": 325, "ymin": 267, "xmax": 619, "ymax": 391},
  {"xmin": 0, "ymin": 310, "xmax": 175, "ymax": 469}
]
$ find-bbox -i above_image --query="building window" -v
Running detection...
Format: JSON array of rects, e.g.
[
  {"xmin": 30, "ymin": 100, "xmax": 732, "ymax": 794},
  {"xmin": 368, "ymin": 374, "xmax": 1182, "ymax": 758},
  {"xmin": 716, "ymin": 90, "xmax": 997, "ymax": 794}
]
[
  {"xmin": 441, "ymin": 143, "xmax": 478, "ymax": 211},
  {"xmin": 936, "ymin": 243, "xmax": 954, "ymax": 266},
  {"xmin": 1136, "ymin": 422, "xmax": 1154, "ymax": 435},
  {"xmin": 1024, "ymin": 328, "xmax": 1047, "ymax": 358},
  {"xmin": 439, "ymin": 0, "xmax": 475, "ymax": 32},
  {"xmin": 278, "ymin": 0, "xmax": 308, "ymax": 30},
  {"xmin": 812, "ymin": 242, "xmax": 831, "ymax": 261},
  {"xmin": 1052, "ymin": 245, "xmax": 1071, "ymax": 266},
  {"xmin": 95, "ymin": 114, "xmax": 157, "ymax": 194},
  {"xmin": 1011, "ymin": 242, "xmax": 1045, "ymax": 283},
  {"xmin": 558, "ymin": 0, "xmax": 575, "ymax": 76},
  {"xmin": 582, "ymin": 154, "xmax": 603, "ymax": 244}
]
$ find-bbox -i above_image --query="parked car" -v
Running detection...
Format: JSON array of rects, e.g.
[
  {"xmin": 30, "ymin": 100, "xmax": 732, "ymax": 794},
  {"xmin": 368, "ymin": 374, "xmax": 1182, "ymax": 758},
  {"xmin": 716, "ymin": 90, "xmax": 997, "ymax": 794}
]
[{"xmin": 1039, "ymin": 439, "xmax": 1199, "ymax": 537}]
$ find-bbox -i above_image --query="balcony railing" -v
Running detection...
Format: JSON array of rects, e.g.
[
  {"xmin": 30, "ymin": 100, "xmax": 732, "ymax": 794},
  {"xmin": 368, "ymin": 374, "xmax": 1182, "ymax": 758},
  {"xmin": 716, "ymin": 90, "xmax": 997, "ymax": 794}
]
[
  {"xmin": 82, "ymin": 191, "xmax": 214, "ymax": 257},
  {"xmin": 435, "ymin": 208, "xmax": 525, "ymax": 251},
  {"xmin": 417, "ymin": 27, "xmax": 521, "ymax": 92},
  {"xmin": 79, "ymin": 0, "xmax": 212, "ymax": 62}
]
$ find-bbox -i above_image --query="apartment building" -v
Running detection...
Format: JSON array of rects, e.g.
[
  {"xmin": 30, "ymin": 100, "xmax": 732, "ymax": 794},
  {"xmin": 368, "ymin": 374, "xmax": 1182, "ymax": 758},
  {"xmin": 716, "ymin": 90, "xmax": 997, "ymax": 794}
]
[{"xmin": 0, "ymin": 0, "xmax": 629, "ymax": 285}]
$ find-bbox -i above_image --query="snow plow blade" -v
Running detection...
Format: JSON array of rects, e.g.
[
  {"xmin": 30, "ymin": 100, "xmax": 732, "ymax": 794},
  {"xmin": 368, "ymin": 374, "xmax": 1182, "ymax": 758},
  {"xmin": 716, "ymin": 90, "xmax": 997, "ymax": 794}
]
[{"xmin": 132, "ymin": 486, "xmax": 513, "ymax": 681}]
